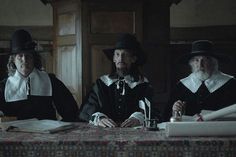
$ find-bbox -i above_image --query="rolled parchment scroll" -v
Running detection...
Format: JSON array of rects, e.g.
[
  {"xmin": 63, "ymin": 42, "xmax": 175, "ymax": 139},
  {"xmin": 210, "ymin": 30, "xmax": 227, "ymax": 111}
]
[{"xmin": 196, "ymin": 104, "xmax": 236, "ymax": 121}]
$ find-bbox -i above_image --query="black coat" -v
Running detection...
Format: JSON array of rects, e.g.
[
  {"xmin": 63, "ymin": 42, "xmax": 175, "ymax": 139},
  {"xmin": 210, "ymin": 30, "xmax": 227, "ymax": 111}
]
[
  {"xmin": 0, "ymin": 74, "xmax": 79, "ymax": 122},
  {"xmin": 79, "ymin": 75, "xmax": 156, "ymax": 123},
  {"xmin": 164, "ymin": 78, "xmax": 236, "ymax": 122}
]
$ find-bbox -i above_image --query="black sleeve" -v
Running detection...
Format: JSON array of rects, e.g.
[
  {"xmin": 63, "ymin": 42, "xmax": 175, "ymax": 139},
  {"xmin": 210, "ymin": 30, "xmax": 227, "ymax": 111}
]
[
  {"xmin": 78, "ymin": 80, "xmax": 101, "ymax": 122},
  {"xmin": 49, "ymin": 74, "xmax": 79, "ymax": 122},
  {"xmin": 163, "ymin": 81, "xmax": 183, "ymax": 122},
  {"xmin": 0, "ymin": 79, "xmax": 7, "ymax": 113}
]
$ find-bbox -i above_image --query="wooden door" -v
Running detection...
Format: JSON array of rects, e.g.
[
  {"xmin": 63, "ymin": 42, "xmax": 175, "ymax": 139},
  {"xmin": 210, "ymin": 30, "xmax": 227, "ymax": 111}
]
[
  {"xmin": 82, "ymin": 0, "xmax": 143, "ymax": 96},
  {"xmin": 52, "ymin": 0, "xmax": 171, "ymax": 114}
]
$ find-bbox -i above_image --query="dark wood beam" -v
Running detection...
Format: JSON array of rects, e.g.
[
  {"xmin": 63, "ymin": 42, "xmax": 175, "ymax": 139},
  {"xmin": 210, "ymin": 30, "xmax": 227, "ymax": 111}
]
[
  {"xmin": 171, "ymin": 25, "xmax": 236, "ymax": 42},
  {"xmin": 0, "ymin": 26, "xmax": 53, "ymax": 41}
]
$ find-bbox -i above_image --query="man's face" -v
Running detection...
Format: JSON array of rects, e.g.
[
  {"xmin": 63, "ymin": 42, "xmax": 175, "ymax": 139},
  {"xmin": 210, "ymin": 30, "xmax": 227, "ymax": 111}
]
[
  {"xmin": 113, "ymin": 49, "xmax": 137, "ymax": 71},
  {"xmin": 189, "ymin": 55, "xmax": 217, "ymax": 80},
  {"xmin": 14, "ymin": 52, "xmax": 34, "ymax": 77}
]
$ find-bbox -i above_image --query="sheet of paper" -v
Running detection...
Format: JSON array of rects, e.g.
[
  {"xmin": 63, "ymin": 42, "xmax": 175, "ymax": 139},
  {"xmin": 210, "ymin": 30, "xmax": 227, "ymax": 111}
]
[{"xmin": 0, "ymin": 119, "xmax": 74, "ymax": 133}]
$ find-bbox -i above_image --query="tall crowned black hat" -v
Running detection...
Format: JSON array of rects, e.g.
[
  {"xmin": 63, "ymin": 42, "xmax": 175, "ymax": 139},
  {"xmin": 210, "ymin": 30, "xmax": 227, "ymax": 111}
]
[
  {"xmin": 179, "ymin": 40, "xmax": 230, "ymax": 64},
  {"xmin": 0, "ymin": 29, "xmax": 37, "ymax": 56},
  {"xmin": 10, "ymin": 29, "xmax": 37, "ymax": 54},
  {"xmin": 103, "ymin": 33, "xmax": 147, "ymax": 66}
]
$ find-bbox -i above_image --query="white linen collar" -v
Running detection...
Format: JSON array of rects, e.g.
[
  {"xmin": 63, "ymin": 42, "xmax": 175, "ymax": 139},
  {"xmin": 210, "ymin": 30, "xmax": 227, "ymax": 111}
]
[
  {"xmin": 180, "ymin": 71, "xmax": 233, "ymax": 93},
  {"xmin": 100, "ymin": 74, "xmax": 149, "ymax": 89},
  {"xmin": 5, "ymin": 68, "xmax": 52, "ymax": 102}
]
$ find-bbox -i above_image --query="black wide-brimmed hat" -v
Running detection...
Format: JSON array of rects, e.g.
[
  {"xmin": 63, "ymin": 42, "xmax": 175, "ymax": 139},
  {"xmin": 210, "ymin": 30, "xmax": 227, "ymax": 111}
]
[
  {"xmin": 0, "ymin": 29, "xmax": 38, "ymax": 56},
  {"xmin": 103, "ymin": 33, "xmax": 147, "ymax": 66},
  {"xmin": 11, "ymin": 29, "xmax": 38, "ymax": 54},
  {"xmin": 179, "ymin": 40, "xmax": 230, "ymax": 64}
]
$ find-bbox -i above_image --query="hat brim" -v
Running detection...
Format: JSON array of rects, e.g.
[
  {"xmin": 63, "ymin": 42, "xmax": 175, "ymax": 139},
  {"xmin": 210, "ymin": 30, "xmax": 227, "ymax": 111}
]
[
  {"xmin": 0, "ymin": 49, "xmax": 44, "ymax": 56},
  {"xmin": 103, "ymin": 48, "xmax": 115, "ymax": 62},
  {"xmin": 178, "ymin": 51, "xmax": 231, "ymax": 64},
  {"xmin": 102, "ymin": 48, "xmax": 147, "ymax": 66}
]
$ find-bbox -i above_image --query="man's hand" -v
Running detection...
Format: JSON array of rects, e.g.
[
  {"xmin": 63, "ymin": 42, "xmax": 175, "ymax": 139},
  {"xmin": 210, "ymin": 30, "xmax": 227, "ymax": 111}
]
[
  {"xmin": 120, "ymin": 117, "xmax": 140, "ymax": 127},
  {"xmin": 172, "ymin": 100, "xmax": 186, "ymax": 113},
  {"xmin": 98, "ymin": 117, "xmax": 117, "ymax": 127}
]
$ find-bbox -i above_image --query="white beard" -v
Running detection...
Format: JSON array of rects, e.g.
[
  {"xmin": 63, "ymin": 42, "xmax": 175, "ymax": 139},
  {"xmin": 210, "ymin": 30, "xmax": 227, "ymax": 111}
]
[{"xmin": 193, "ymin": 71, "xmax": 210, "ymax": 81}]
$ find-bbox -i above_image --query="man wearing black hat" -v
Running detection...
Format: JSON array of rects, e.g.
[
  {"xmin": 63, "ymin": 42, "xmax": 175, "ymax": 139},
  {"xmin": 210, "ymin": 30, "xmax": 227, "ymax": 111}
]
[
  {"xmin": 79, "ymin": 33, "xmax": 156, "ymax": 127},
  {"xmin": 164, "ymin": 40, "xmax": 236, "ymax": 121},
  {"xmin": 0, "ymin": 29, "xmax": 79, "ymax": 122}
]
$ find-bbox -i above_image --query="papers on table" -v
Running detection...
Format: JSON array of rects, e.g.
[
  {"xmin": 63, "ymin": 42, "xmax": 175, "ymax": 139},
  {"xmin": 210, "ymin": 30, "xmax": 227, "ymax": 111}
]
[
  {"xmin": 158, "ymin": 104, "xmax": 236, "ymax": 136},
  {"xmin": 199, "ymin": 104, "xmax": 236, "ymax": 121},
  {"xmin": 200, "ymin": 110, "xmax": 236, "ymax": 121},
  {"xmin": 0, "ymin": 118, "xmax": 75, "ymax": 133}
]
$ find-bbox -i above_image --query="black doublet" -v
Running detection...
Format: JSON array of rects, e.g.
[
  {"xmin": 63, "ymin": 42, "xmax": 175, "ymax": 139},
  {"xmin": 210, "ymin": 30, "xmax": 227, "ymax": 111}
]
[
  {"xmin": 0, "ymin": 74, "xmax": 79, "ymax": 122},
  {"xmin": 79, "ymin": 74, "xmax": 156, "ymax": 123}
]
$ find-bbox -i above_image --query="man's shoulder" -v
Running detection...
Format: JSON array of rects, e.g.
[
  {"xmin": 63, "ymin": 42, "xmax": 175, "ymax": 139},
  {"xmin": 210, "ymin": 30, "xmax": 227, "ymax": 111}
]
[
  {"xmin": 175, "ymin": 80, "xmax": 188, "ymax": 89},
  {"xmin": 99, "ymin": 74, "xmax": 109, "ymax": 80},
  {"xmin": 229, "ymin": 76, "xmax": 236, "ymax": 81},
  {"xmin": 0, "ymin": 78, "xmax": 7, "ymax": 84},
  {"xmin": 48, "ymin": 73, "xmax": 56, "ymax": 78},
  {"xmin": 0, "ymin": 78, "xmax": 7, "ymax": 88},
  {"xmin": 98, "ymin": 74, "xmax": 114, "ymax": 86},
  {"xmin": 226, "ymin": 76, "xmax": 236, "ymax": 85},
  {"xmin": 46, "ymin": 73, "xmax": 64, "ymax": 87},
  {"xmin": 47, "ymin": 73, "xmax": 60, "ymax": 82}
]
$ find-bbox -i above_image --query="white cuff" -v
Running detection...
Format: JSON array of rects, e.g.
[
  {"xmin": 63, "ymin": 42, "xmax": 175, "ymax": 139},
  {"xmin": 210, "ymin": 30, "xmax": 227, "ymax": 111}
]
[
  {"xmin": 129, "ymin": 112, "xmax": 145, "ymax": 125},
  {"xmin": 89, "ymin": 112, "xmax": 108, "ymax": 126}
]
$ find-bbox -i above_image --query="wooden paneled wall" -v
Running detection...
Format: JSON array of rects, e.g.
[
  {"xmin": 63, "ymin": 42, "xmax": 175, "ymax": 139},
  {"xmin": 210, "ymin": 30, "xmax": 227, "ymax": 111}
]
[
  {"xmin": 53, "ymin": 0, "xmax": 82, "ymax": 105},
  {"xmin": 52, "ymin": 0, "xmax": 171, "ymax": 112}
]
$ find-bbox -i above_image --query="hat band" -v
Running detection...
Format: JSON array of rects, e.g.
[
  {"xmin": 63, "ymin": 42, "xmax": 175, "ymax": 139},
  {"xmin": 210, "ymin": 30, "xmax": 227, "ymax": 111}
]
[{"xmin": 12, "ymin": 41, "xmax": 36, "ymax": 53}]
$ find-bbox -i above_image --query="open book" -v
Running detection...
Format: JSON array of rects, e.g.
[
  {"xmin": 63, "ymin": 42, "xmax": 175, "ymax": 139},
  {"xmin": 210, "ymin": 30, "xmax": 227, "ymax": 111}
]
[{"xmin": 0, "ymin": 118, "xmax": 75, "ymax": 133}]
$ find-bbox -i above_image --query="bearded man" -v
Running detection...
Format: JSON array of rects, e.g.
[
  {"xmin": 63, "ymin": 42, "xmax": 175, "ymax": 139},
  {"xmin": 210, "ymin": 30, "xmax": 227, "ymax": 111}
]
[
  {"xmin": 79, "ymin": 33, "xmax": 159, "ymax": 127},
  {"xmin": 163, "ymin": 40, "xmax": 236, "ymax": 121}
]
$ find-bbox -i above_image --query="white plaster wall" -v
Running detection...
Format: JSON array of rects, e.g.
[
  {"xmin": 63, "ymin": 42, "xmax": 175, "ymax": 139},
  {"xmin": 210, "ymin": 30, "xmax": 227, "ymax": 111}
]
[
  {"xmin": 170, "ymin": 0, "xmax": 236, "ymax": 27},
  {"xmin": 0, "ymin": 0, "xmax": 52, "ymax": 26}
]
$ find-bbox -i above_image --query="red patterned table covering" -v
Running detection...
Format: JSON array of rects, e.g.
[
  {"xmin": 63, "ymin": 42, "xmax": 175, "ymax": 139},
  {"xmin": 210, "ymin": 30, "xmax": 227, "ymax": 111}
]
[{"xmin": 0, "ymin": 122, "xmax": 236, "ymax": 157}]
